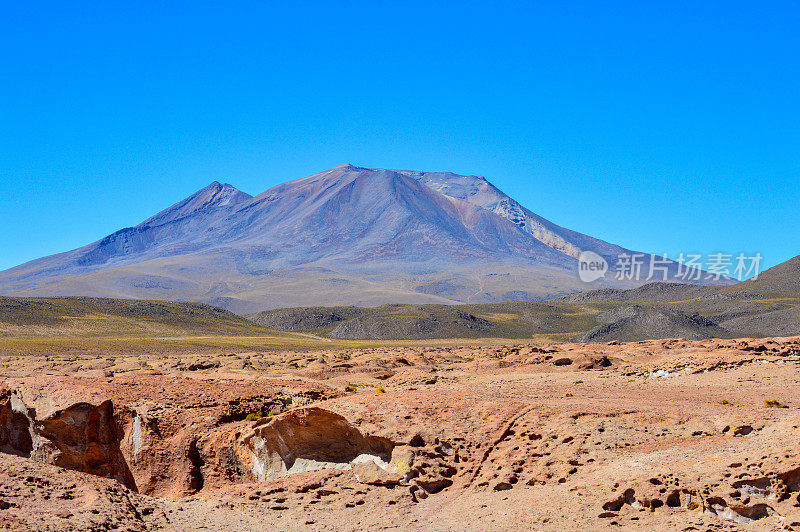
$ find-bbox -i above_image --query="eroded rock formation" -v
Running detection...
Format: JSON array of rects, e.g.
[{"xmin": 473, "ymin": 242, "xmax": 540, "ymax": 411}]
[{"xmin": 0, "ymin": 337, "xmax": 798, "ymax": 529}]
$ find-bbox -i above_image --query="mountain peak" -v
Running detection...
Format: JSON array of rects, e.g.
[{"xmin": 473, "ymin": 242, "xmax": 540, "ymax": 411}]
[
  {"xmin": 141, "ymin": 181, "xmax": 252, "ymax": 228},
  {"xmin": 185, "ymin": 181, "xmax": 251, "ymax": 205},
  {"xmin": 202, "ymin": 180, "xmax": 242, "ymax": 193},
  {"xmin": 331, "ymin": 163, "xmax": 369, "ymax": 172}
]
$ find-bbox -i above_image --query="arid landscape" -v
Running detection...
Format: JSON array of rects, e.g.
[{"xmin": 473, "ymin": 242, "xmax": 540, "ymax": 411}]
[
  {"xmin": 1, "ymin": 332, "xmax": 800, "ymax": 530},
  {"xmin": 0, "ymin": 257, "xmax": 798, "ymax": 529},
  {"xmin": 3, "ymin": 4, "xmax": 798, "ymax": 530}
]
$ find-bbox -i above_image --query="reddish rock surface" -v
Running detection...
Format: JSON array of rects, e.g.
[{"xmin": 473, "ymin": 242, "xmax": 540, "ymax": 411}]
[{"xmin": 0, "ymin": 336, "xmax": 799, "ymax": 530}]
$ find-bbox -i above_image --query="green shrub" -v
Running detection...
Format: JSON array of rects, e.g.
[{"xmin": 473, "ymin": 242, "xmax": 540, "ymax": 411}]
[
  {"xmin": 245, "ymin": 412, "xmax": 263, "ymax": 421},
  {"xmin": 344, "ymin": 383, "xmax": 358, "ymax": 393}
]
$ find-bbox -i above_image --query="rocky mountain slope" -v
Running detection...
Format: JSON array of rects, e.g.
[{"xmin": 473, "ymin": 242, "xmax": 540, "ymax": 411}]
[
  {"xmin": 720, "ymin": 254, "xmax": 800, "ymax": 299},
  {"xmin": 0, "ymin": 165, "xmax": 724, "ymax": 312}
]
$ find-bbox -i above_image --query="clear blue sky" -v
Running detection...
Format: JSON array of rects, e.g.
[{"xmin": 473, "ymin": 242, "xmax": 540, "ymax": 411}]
[{"xmin": 1, "ymin": 1, "xmax": 798, "ymax": 271}]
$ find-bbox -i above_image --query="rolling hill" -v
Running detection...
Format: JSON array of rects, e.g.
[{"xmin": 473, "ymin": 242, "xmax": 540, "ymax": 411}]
[
  {"xmin": 557, "ymin": 255, "xmax": 800, "ymax": 339},
  {"xmin": 249, "ymin": 255, "xmax": 800, "ymax": 341},
  {"xmin": 0, "ymin": 296, "xmax": 273, "ymax": 338}
]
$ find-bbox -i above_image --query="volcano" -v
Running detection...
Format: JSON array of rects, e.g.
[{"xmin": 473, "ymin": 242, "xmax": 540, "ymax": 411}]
[{"xmin": 0, "ymin": 164, "xmax": 726, "ymax": 312}]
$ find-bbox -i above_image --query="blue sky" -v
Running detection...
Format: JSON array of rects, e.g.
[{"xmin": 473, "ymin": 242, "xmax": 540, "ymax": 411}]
[{"xmin": 1, "ymin": 1, "xmax": 798, "ymax": 272}]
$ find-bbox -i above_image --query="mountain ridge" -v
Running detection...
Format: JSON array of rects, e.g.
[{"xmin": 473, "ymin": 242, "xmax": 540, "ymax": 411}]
[{"xmin": 0, "ymin": 164, "xmax": 729, "ymax": 312}]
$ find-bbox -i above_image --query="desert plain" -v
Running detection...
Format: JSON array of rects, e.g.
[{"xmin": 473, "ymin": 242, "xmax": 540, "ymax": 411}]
[{"xmin": 0, "ymin": 330, "xmax": 799, "ymax": 531}]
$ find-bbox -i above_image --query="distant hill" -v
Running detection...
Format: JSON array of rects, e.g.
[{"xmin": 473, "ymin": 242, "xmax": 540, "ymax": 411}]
[
  {"xmin": 249, "ymin": 300, "xmax": 733, "ymax": 342},
  {"xmin": 0, "ymin": 297, "xmax": 273, "ymax": 338},
  {"xmin": 0, "ymin": 164, "xmax": 726, "ymax": 312},
  {"xmin": 575, "ymin": 305, "xmax": 731, "ymax": 342},
  {"xmin": 719, "ymin": 255, "xmax": 800, "ymax": 299},
  {"xmin": 249, "ymin": 255, "xmax": 800, "ymax": 341},
  {"xmin": 562, "ymin": 256, "xmax": 800, "ymax": 304},
  {"xmin": 718, "ymin": 305, "xmax": 800, "ymax": 338},
  {"xmin": 556, "ymin": 282, "xmax": 718, "ymax": 303},
  {"xmin": 554, "ymin": 255, "xmax": 800, "ymax": 339},
  {"xmin": 248, "ymin": 302, "xmax": 604, "ymax": 341}
]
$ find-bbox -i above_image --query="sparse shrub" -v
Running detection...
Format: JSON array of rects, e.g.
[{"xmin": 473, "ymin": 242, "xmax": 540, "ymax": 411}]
[
  {"xmin": 268, "ymin": 409, "xmax": 280, "ymax": 417},
  {"xmin": 686, "ymin": 501, "xmax": 699, "ymax": 510},
  {"xmin": 376, "ymin": 385, "xmax": 386, "ymax": 394},
  {"xmin": 245, "ymin": 412, "xmax": 263, "ymax": 421},
  {"xmin": 564, "ymin": 392, "xmax": 574, "ymax": 397},
  {"xmin": 344, "ymin": 383, "xmax": 358, "ymax": 393},
  {"xmin": 574, "ymin": 380, "xmax": 584, "ymax": 384},
  {"xmin": 764, "ymin": 399, "xmax": 788, "ymax": 408},
  {"xmin": 720, "ymin": 399, "xmax": 730, "ymax": 405},
  {"xmin": 338, "ymin": 353, "xmax": 351, "ymax": 360}
]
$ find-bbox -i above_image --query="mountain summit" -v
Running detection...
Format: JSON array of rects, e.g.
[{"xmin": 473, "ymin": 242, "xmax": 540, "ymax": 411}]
[{"xmin": 0, "ymin": 165, "xmax": 725, "ymax": 312}]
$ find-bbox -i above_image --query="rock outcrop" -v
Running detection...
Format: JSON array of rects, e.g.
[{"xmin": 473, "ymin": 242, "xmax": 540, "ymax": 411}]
[{"xmin": 235, "ymin": 408, "xmax": 394, "ymax": 482}]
